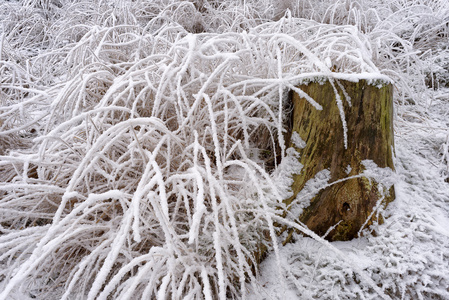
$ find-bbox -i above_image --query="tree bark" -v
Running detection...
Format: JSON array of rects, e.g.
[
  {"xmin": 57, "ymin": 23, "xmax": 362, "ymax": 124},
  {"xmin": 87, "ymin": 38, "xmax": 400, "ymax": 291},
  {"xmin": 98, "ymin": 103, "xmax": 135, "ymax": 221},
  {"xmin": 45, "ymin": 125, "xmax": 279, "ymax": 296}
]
[{"xmin": 284, "ymin": 79, "xmax": 395, "ymax": 242}]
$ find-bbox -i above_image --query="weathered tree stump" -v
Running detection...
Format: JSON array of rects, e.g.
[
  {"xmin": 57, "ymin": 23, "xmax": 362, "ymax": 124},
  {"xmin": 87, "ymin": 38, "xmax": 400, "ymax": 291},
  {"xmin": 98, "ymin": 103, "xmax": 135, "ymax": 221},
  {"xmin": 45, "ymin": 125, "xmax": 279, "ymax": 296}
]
[{"xmin": 284, "ymin": 79, "xmax": 395, "ymax": 241}]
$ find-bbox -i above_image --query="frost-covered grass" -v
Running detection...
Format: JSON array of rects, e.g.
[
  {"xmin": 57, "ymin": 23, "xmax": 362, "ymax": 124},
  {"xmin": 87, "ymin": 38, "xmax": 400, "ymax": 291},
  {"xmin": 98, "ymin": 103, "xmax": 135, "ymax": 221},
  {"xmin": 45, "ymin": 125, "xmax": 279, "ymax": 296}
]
[{"xmin": 0, "ymin": 0, "xmax": 448, "ymax": 299}]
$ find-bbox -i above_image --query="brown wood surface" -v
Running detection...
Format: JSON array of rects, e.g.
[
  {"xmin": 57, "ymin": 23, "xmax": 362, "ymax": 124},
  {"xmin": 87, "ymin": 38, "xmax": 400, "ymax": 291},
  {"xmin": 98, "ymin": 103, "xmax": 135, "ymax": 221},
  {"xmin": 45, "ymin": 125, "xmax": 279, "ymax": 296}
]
[{"xmin": 284, "ymin": 79, "xmax": 395, "ymax": 241}]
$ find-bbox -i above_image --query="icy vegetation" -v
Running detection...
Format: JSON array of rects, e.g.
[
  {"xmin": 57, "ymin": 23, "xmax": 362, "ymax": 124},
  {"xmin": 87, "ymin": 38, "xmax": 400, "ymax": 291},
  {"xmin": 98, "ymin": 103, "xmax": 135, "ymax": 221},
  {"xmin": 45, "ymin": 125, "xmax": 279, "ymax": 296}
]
[{"xmin": 0, "ymin": 0, "xmax": 448, "ymax": 299}]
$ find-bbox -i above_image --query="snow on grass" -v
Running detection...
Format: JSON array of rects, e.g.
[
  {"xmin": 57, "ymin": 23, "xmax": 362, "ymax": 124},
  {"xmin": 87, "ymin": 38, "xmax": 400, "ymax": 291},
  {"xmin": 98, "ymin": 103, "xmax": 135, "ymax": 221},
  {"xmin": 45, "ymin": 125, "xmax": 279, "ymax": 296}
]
[{"xmin": 1, "ymin": 0, "xmax": 449, "ymax": 299}]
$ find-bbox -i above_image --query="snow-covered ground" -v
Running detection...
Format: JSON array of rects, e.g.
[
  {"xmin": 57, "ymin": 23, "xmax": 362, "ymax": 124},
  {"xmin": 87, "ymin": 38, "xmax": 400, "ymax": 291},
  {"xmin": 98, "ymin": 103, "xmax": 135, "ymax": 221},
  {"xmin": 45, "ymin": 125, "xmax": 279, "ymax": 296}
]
[{"xmin": 1, "ymin": 0, "xmax": 449, "ymax": 299}]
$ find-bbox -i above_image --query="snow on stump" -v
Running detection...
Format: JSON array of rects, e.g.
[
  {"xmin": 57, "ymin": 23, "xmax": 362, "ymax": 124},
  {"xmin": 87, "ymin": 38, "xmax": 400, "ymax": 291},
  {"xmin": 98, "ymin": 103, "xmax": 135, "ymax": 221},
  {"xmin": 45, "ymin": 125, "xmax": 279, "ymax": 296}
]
[{"xmin": 284, "ymin": 79, "xmax": 395, "ymax": 242}]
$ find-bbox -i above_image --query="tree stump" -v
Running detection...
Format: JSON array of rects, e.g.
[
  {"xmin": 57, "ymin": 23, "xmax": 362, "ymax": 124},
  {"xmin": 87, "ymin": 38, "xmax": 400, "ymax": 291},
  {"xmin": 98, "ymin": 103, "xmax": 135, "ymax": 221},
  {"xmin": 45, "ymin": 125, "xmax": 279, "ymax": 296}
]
[{"xmin": 284, "ymin": 79, "xmax": 395, "ymax": 242}]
